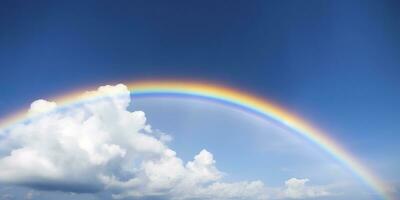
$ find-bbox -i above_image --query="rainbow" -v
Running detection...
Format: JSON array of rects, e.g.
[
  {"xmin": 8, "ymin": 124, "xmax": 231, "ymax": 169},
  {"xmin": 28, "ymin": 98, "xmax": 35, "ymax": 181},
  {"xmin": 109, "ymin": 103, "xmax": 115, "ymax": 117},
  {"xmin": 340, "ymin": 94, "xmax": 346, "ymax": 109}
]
[{"xmin": 0, "ymin": 80, "xmax": 391, "ymax": 199}]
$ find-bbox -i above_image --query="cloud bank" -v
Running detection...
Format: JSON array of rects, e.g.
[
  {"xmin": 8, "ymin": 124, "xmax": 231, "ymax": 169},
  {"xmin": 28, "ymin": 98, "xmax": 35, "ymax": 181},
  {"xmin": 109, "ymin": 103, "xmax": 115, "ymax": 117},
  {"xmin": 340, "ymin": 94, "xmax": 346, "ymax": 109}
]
[{"xmin": 0, "ymin": 84, "xmax": 329, "ymax": 199}]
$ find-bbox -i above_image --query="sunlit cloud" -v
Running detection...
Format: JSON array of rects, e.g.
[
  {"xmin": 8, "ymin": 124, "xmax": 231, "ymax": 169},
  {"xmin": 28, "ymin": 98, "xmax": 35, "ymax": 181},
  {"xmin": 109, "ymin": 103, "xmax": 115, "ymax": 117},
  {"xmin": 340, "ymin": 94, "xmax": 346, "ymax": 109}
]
[{"xmin": 0, "ymin": 84, "xmax": 330, "ymax": 200}]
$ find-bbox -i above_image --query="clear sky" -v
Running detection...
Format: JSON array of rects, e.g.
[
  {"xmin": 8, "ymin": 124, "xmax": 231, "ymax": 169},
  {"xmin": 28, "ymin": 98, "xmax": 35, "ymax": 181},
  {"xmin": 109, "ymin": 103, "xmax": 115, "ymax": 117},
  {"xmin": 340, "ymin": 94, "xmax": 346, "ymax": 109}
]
[{"xmin": 0, "ymin": 1, "xmax": 399, "ymax": 200}]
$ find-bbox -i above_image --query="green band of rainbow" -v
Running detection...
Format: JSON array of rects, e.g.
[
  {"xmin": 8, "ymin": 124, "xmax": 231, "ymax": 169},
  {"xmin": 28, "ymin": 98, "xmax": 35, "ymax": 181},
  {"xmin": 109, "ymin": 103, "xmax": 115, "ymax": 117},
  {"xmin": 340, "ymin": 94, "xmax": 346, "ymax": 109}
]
[{"xmin": 0, "ymin": 80, "xmax": 391, "ymax": 199}]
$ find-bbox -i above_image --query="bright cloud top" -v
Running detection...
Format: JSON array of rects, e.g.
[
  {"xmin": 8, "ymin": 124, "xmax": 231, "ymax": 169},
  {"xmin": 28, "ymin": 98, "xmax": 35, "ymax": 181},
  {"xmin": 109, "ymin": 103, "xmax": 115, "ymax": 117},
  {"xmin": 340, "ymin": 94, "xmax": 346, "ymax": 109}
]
[{"xmin": 0, "ymin": 84, "xmax": 329, "ymax": 199}]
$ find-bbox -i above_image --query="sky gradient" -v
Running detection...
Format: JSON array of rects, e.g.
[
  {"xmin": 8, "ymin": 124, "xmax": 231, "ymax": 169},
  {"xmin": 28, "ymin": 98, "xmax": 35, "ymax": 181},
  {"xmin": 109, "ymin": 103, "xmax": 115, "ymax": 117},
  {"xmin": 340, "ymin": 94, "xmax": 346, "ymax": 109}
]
[{"xmin": 0, "ymin": 1, "xmax": 399, "ymax": 199}]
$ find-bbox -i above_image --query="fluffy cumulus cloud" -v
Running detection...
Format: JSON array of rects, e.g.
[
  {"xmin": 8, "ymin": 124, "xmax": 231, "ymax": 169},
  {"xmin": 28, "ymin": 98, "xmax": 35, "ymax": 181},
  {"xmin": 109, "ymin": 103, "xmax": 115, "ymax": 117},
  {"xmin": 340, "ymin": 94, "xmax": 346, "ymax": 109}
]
[
  {"xmin": 282, "ymin": 178, "xmax": 330, "ymax": 199},
  {"xmin": 0, "ymin": 84, "xmax": 330, "ymax": 200}
]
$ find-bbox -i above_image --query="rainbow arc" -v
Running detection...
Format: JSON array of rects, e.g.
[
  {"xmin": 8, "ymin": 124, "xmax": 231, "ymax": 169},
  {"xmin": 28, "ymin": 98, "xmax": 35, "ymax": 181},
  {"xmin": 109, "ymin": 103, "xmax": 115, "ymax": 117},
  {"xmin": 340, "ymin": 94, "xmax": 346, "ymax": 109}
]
[{"xmin": 0, "ymin": 80, "xmax": 391, "ymax": 200}]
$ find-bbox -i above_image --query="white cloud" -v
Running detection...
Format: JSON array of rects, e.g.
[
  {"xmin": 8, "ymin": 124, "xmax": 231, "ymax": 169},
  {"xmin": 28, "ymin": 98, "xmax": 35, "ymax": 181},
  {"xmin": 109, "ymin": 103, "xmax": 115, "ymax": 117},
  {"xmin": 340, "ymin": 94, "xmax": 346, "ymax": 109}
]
[
  {"xmin": 28, "ymin": 99, "xmax": 57, "ymax": 116},
  {"xmin": 0, "ymin": 84, "xmax": 331, "ymax": 200},
  {"xmin": 178, "ymin": 181, "xmax": 269, "ymax": 200},
  {"xmin": 282, "ymin": 178, "xmax": 330, "ymax": 199},
  {"xmin": 24, "ymin": 190, "xmax": 36, "ymax": 200}
]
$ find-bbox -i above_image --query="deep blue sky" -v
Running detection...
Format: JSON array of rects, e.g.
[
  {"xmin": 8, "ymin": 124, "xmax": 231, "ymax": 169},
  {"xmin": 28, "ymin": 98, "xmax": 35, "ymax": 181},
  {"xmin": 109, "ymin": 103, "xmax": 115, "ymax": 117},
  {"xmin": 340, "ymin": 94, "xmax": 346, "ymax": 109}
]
[{"xmin": 0, "ymin": 0, "xmax": 399, "ymax": 179}]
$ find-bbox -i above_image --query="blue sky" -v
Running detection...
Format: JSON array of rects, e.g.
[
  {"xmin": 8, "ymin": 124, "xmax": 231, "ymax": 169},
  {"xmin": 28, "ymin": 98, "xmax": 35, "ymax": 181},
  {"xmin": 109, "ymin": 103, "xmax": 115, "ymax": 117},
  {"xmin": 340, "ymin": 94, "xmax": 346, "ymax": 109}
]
[{"xmin": 0, "ymin": 0, "xmax": 399, "ymax": 199}]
